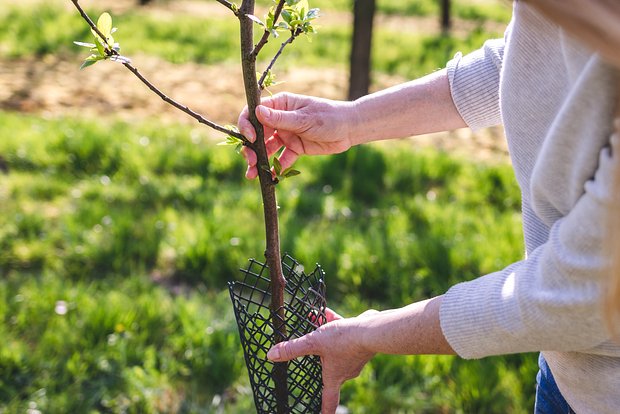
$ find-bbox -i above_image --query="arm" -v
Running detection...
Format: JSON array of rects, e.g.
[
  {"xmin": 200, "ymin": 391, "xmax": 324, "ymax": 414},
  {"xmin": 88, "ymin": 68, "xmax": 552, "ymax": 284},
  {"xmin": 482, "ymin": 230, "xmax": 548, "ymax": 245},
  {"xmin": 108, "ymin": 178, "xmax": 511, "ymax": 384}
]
[
  {"xmin": 267, "ymin": 297, "xmax": 455, "ymax": 414},
  {"xmin": 350, "ymin": 69, "xmax": 466, "ymax": 143},
  {"xmin": 239, "ymin": 69, "xmax": 465, "ymax": 178},
  {"xmin": 238, "ymin": 36, "xmax": 507, "ymax": 177},
  {"xmin": 441, "ymin": 129, "xmax": 620, "ymax": 358}
]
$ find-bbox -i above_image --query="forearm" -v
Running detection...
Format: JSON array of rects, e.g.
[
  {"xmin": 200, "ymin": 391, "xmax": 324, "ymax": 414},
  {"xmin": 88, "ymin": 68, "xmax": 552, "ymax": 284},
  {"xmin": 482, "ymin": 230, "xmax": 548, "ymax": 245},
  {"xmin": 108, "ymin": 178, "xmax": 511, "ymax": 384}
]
[
  {"xmin": 349, "ymin": 69, "xmax": 466, "ymax": 145},
  {"xmin": 357, "ymin": 296, "xmax": 456, "ymax": 355}
]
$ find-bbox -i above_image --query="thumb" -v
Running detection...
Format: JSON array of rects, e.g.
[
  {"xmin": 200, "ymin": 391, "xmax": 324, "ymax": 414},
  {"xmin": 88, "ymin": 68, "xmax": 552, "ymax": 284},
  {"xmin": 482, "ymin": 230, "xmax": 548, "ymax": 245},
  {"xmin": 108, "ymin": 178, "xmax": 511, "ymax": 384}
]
[
  {"xmin": 267, "ymin": 335, "xmax": 315, "ymax": 362},
  {"xmin": 321, "ymin": 381, "xmax": 342, "ymax": 414},
  {"xmin": 256, "ymin": 105, "xmax": 303, "ymax": 133}
]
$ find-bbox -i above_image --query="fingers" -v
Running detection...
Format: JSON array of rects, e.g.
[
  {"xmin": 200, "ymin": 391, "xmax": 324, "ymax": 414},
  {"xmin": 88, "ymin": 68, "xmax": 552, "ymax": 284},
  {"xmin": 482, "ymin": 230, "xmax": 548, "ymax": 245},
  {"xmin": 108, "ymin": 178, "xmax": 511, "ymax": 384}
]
[
  {"xmin": 241, "ymin": 147, "xmax": 258, "ymax": 179},
  {"xmin": 239, "ymin": 92, "xmax": 305, "ymax": 179},
  {"xmin": 265, "ymin": 134, "xmax": 285, "ymax": 157},
  {"xmin": 325, "ymin": 308, "xmax": 343, "ymax": 322},
  {"xmin": 267, "ymin": 334, "xmax": 315, "ymax": 362},
  {"xmin": 321, "ymin": 381, "xmax": 342, "ymax": 414},
  {"xmin": 256, "ymin": 105, "xmax": 304, "ymax": 134},
  {"xmin": 309, "ymin": 307, "xmax": 343, "ymax": 327},
  {"xmin": 237, "ymin": 106, "xmax": 256, "ymax": 143},
  {"xmin": 278, "ymin": 147, "xmax": 300, "ymax": 171}
]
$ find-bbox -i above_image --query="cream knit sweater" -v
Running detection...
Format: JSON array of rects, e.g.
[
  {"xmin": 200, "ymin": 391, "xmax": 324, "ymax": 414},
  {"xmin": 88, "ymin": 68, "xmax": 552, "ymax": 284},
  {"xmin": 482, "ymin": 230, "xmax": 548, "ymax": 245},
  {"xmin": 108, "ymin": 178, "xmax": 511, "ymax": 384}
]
[{"xmin": 439, "ymin": 3, "xmax": 620, "ymax": 413}]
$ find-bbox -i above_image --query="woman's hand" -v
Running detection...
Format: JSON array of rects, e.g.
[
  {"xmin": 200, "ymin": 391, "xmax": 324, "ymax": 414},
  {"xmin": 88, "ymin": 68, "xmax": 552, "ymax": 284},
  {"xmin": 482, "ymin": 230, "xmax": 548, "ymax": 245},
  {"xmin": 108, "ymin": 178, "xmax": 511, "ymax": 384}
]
[
  {"xmin": 266, "ymin": 297, "xmax": 454, "ymax": 413},
  {"xmin": 237, "ymin": 92, "xmax": 358, "ymax": 179},
  {"xmin": 267, "ymin": 308, "xmax": 378, "ymax": 414}
]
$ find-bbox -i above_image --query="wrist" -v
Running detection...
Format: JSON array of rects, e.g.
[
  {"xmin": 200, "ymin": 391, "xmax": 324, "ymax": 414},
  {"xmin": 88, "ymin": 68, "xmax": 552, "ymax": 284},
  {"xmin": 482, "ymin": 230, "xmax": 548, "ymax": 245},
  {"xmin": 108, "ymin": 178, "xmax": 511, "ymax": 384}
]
[
  {"xmin": 342, "ymin": 99, "xmax": 364, "ymax": 147},
  {"xmin": 352, "ymin": 312, "xmax": 382, "ymax": 356}
]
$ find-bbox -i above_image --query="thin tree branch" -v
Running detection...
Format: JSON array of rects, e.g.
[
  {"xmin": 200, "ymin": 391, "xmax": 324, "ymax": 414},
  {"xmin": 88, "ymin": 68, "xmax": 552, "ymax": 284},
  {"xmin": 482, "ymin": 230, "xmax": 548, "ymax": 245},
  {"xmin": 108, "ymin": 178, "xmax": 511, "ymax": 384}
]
[
  {"xmin": 70, "ymin": 0, "xmax": 114, "ymax": 55},
  {"xmin": 215, "ymin": 0, "xmax": 239, "ymax": 15},
  {"xmin": 251, "ymin": 0, "xmax": 286, "ymax": 58},
  {"xmin": 258, "ymin": 34, "xmax": 296, "ymax": 89},
  {"xmin": 70, "ymin": 0, "xmax": 246, "ymax": 142}
]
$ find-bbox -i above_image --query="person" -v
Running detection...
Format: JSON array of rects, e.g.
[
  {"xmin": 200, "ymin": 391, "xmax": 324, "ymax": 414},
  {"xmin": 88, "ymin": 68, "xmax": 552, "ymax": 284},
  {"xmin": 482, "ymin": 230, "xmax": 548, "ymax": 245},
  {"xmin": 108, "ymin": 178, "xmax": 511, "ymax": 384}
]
[{"xmin": 238, "ymin": 0, "xmax": 620, "ymax": 412}]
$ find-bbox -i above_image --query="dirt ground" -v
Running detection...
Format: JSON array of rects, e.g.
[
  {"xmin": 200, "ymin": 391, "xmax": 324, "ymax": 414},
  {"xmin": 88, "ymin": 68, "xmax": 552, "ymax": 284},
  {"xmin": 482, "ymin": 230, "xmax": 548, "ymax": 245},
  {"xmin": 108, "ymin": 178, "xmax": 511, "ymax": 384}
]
[{"xmin": 1, "ymin": 0, "xmax": 509, "ymax": 163}]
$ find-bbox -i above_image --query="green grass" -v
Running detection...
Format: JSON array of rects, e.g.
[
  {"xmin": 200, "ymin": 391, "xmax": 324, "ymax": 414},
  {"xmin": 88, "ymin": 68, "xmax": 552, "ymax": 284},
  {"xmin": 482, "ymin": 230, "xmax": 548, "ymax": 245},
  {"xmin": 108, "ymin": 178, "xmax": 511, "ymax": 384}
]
[
  {"xmin": 0, "ymin": 274, "xmax": 246, "ymax": 413},
  {"xmin": 0, "ymin": 1, "xmax": 522, "ymax": 411},
  {"xmin": 297, "ymin": 0, "xmax": 512, "ymax": 22},
  {"xmin": 0, "ymin": 3, "xmax": 505, "ymax": 79},
  {"xmin": 0, "ymin": 111, "xmax": 535, "ymax": 412}
]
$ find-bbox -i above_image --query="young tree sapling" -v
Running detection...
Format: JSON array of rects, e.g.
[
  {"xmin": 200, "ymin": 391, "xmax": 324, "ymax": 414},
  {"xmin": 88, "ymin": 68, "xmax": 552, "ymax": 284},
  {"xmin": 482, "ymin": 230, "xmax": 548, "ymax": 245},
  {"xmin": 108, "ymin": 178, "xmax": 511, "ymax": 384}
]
[{"xmin": 69, "ymin": 1, "xmax": 319, "ymax": 412}]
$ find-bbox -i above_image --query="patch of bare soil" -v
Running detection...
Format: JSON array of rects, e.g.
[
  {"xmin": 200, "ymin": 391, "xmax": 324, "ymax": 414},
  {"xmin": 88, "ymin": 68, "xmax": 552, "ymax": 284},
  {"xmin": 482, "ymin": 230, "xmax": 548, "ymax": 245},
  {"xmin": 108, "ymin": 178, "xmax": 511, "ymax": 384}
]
[
  {"xmin": 0, "ymin": 54, "xmax": 356, "ymax": 125},
  {"xmin": 0, "ymin": 54, "xmax": 508, "ymax": 163}
]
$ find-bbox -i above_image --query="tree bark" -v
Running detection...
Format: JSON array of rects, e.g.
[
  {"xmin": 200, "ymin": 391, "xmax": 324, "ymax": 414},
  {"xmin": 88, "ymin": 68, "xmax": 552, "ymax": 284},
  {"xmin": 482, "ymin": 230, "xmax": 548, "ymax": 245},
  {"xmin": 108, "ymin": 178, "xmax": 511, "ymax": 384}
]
[
  {"xmin": 348, "ymin": 0, "xmax": 376, "ymax": 100},
  {"xmin": 239, "ymin": 2, "xmax": 288, "ymax": 413},
  {"xmin": 441, "ymin": 0, "xmax": 451, "ymax": 33}
]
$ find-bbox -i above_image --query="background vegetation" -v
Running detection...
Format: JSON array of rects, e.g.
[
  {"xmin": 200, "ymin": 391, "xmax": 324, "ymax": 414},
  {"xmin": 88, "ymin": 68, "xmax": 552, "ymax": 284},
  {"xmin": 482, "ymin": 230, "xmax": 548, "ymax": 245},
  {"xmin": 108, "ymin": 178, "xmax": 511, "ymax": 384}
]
[{"xmin": 0, "ymin": 0, "xmax": 537, "ymax": 413}]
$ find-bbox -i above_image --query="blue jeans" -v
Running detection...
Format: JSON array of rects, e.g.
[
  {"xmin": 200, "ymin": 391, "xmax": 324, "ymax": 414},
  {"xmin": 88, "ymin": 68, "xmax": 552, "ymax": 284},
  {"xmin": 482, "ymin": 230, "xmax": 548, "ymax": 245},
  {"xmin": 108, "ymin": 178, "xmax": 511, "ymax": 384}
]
[{"xmin": 534, "ymin": 354, "xmax": 575, "ymax": 414}]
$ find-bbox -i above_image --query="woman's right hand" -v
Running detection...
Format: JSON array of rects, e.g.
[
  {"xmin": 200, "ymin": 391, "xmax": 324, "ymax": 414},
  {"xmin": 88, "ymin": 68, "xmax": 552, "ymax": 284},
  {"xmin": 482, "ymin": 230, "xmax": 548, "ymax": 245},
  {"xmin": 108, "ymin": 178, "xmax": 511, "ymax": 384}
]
[{"xmin": 237, "ymin": 92, "xmax": 358, "ymax": 179}]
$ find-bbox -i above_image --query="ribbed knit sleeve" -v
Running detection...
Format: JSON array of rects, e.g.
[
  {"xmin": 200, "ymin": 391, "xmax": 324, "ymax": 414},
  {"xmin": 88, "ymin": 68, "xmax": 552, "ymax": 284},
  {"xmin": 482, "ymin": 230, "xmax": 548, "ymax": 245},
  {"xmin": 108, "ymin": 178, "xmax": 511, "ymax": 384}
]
[
  {"xmin": 439, "ymin": 134, "xmax": 619, "ymax": 358},
  {"xmin": 446, "ymin": 38, "xmax": 505, "ymax": 131}
]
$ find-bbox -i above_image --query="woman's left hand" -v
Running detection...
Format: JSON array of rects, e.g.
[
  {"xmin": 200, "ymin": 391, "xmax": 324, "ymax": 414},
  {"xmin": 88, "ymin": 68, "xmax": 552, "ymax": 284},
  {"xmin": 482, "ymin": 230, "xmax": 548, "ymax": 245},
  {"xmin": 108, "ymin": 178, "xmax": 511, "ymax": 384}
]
[{"xmin": 267, "ymin": 308, "xmax": 378, "ymax": 414}]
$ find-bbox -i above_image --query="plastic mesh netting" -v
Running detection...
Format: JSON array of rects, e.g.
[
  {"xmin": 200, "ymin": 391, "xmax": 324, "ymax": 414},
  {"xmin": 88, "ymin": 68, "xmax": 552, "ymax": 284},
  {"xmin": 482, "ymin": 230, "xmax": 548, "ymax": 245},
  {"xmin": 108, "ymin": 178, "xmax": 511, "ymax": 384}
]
[{"xmin": 228, "ymin": 254, "xmax": 326, "ymax": 414}]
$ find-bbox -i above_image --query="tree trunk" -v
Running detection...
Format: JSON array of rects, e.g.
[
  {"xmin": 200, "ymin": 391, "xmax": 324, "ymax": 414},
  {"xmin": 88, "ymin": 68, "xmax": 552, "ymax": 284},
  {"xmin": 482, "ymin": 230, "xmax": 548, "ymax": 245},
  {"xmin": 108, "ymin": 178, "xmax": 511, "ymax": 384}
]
[
  {"xmin": 441, "ymin": 0, "xmax": 451, "ymax": 33},
  {"xmin": 348, "ymin": 0, "xmax": 376, "ymax": 100},
  {"xmin": 239, "ymin": 1, "xmax": 288, "ymax": 412}
]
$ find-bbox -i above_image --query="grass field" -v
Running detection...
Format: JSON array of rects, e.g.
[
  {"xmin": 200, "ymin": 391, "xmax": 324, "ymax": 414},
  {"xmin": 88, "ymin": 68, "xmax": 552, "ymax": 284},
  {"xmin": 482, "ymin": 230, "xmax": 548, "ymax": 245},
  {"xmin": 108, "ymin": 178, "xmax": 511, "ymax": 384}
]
[
  {"xmin": 0, "ymin": 1, "xmax": 506, "ymax": 80},
  {"xmin": 0, "ymin": 1, "xmax": 539, "ymax": 413}
]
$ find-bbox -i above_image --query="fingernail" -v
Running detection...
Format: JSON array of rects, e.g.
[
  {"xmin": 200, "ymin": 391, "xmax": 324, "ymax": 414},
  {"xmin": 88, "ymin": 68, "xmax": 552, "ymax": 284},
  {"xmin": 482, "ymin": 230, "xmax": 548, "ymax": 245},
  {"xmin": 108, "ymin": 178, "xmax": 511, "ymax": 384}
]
[
  {"xmin": 267, "ymin": 347, "xmax": 280, "ymax": 361},
  {"xmin": 258, "ymin": 106, "xmax": 270, "ymax": 120},
  {"xmin": 242, "ymin": 128, "xmax": 255, "ymax": 143},
  {"xmin": 245, "ymin": 165, "xmax": 255, "ymax": 179}
]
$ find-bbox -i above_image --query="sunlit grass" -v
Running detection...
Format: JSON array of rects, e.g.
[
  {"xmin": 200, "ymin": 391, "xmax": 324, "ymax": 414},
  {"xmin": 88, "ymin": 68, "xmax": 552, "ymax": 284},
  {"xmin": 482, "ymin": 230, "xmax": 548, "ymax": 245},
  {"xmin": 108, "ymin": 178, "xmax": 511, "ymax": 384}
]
[
  {"xmin": 0, "ymin": 1, "xmax": 522, "ymax": 410},
  {"xmin": 0, "ymin": 3, "xmax": 505, "ymax": 79},
  {"xmin": 0, "ymin": 111, "xmax": 534, "ymax": 412}
]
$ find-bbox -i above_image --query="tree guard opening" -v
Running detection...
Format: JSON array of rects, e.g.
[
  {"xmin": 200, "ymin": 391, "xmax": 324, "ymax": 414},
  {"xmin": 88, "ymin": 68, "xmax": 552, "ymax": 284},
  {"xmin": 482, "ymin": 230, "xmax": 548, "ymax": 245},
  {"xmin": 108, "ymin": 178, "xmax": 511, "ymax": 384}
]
[{"xmin": 229, "ymin": 254, "xmax": 327, "ymax": 413}]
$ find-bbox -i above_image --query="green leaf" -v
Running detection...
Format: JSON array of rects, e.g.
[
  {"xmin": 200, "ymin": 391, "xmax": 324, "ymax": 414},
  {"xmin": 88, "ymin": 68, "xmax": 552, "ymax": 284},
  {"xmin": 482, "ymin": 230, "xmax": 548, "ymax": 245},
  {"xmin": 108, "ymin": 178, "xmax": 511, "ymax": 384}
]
[
  {"xmin": 246, "ymin": 14, "xmax": 265, "ymax": 27},
  {"xmin": 97, "ymin": 12, "xmax": 113, "ymax": 39},
  {"xmin": 281, "ymin": 9, "xmax": 292, "ymax": 23},
  {"xmin": 295, "ymin": 0, "xmax": 309, "ymax": 14},
  {"xmin": 272, "ymin": 157, "xmax": 282, "ymax": 175},
  {"xmin": 80, "ymin": 54, "xmax": 104, "ymax": 70},
  {"xmin": 73, "ymin": 41, "xmax": 96, "ymax": 48},
  {"xmin": 282, "ymin": 168, "xmax": 301, "ymax": 178},
  {"xmin": 80, "ymin": 59, "xmax": 98, "ymax": 70},
  {"xmin": 266, "ymin": 8, "xmax": 275, "ymax": 29},
  {"xmin": 95, "ymin": 38, "xmax": 105, "ymax": 56},
  {"xmin": 217, "ymin": 126, "xmax": 244, "ymax": 148},
  {"xmin": 217, "ymin": 135, "xmax": 244, "ymax": 146},
  {"xmin": 306, "ymin": 8, "xmax": 320, "ymax": 20}
]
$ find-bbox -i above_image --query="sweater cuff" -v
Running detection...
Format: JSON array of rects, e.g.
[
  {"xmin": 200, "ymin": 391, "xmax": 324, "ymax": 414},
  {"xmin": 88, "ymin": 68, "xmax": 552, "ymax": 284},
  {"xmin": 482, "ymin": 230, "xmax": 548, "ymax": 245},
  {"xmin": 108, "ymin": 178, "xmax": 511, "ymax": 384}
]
[
  {"xmin": 446, "ymin": 38, "xmax": 504, "ymax": 132},
  {"xmin": 439, "ymin": 267, "xmax": 523, "ymax": 359}
]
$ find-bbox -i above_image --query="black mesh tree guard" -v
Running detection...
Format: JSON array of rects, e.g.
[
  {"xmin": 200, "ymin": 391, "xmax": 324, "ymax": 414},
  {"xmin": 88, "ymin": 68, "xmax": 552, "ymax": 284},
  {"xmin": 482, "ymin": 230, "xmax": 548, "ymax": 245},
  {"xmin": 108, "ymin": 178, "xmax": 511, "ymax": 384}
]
[{"xmin": 228, "ymin": 254, "xmax": 327, "ymax": 414}]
